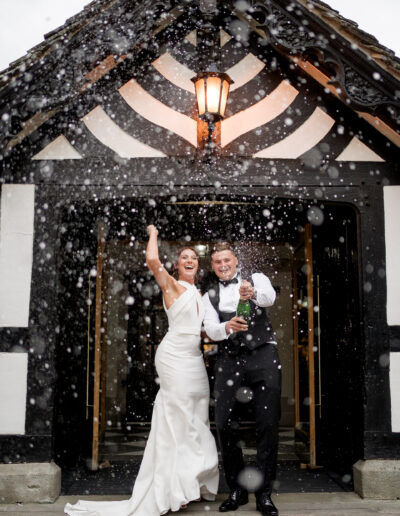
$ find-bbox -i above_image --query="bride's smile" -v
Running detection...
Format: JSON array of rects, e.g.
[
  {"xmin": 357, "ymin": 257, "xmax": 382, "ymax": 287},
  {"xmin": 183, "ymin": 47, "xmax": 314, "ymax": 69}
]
[{"xmin": 177, "ymin": 249, "xmax": 198, "ymax": 283}]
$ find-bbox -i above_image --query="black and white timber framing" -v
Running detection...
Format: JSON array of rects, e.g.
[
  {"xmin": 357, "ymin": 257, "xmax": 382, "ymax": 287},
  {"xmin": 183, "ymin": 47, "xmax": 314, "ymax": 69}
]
[{"xmin": 0, "ymin": 0, "xmax": 400, "ymax": 498}]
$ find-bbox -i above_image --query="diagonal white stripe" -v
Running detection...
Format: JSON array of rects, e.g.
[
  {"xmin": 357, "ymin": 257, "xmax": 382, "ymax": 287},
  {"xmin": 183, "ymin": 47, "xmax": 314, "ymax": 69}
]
[
  {"xmin": 119, "ymin": 79, "xmax": 197, "ymax": 147},
  {"xmin": 253, "ymin": 107, "xmax": 335, "ymax": 159},
  {"xmin": 152, "ymin": 52, "xmax": 265, "ymax": 93},
  {"xmin": 152, "ymin": 52, "xmax": 196, "ymax": 93},
  {"xmin": 226, "ymin": 54, "xmax": 266, "ymax": 91},
  {"xmin": 83, "ymin": 106, "xmax": 166, "ymax": 158},
  {"xmin": 221, "ymin": 80, "xmax": 299, "ymax": 148}
]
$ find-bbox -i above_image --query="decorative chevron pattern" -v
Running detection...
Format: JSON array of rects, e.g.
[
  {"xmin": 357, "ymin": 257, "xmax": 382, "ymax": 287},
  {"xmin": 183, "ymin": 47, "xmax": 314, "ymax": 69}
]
[
  {"xmin": 152, "ymin": 52, "xmax": 266, "ymax": 94},
  {"xmin": 30, "ymin": 30, "xmax": 385, "ymax": 162},
  {"xmin": 221, "ymin": 80, "xmax": 299, "ymax": 148},
  {"xmin": 118, "ymin": 79, "xmax": 197, "ymax": 147},
  {"xmin": 152, "ymin": 52, "xmax": 195, "ymax": 94},
  {"xmin": 83, "ymin": 106, "xmax": 167, "ymax": 158},
  {"xmin": 254, "ymin": 107, "xmax": 335, "ymax": 159}
]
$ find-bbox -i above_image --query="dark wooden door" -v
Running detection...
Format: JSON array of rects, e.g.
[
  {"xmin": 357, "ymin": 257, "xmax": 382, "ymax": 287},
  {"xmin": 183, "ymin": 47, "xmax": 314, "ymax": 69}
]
[
  {"xmin": 312, "ymin": 206, "xmax": 363, "ymax": 475},
  {"xmin": 293, "ymin": 205, "xmax": 362, "ymax": 475}
]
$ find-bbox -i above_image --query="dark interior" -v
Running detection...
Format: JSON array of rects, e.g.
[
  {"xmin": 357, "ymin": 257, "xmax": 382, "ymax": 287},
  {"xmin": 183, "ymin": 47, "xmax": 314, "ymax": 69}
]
[{"xmin": 53, "ymin": 195, "xmax": 363, "ymax": 487}]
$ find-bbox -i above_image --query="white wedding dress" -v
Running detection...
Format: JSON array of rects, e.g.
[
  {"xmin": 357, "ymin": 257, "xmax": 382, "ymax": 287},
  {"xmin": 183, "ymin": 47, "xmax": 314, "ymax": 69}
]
[{"xmin": 65, "ymin": 280, "xmax": 219, "ymax": 516}]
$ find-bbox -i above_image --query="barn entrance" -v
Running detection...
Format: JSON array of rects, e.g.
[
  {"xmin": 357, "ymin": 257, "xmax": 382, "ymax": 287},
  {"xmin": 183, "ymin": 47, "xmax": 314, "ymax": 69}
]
[{"xmin": 54, "ymin": 195, "xmax": 363, "ymax": 492}]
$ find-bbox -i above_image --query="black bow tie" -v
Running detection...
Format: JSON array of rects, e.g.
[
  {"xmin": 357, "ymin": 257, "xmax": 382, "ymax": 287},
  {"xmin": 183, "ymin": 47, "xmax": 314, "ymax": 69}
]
[{"xmin": 219, "ymin": 277, "xmax": 239, "ymax": 287}]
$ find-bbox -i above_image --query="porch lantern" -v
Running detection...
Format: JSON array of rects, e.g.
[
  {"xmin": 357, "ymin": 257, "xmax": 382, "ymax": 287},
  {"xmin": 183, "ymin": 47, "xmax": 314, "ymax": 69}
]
[{"xmin": 191, "ymin": 70, "xmax": 233, "ymax": 121}]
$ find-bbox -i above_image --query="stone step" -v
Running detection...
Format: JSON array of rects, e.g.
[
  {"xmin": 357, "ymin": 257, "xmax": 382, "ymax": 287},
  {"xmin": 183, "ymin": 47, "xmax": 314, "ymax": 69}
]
[{"xmin": 1, "ymin": 493, "xmax": 400, "ymax": 515}]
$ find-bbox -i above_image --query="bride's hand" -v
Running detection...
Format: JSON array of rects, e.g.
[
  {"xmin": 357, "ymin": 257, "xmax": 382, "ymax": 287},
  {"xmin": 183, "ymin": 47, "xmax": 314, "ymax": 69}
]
[{"xmin": 147, "ymin": 225, "xmax": 158, "ymax": 236}]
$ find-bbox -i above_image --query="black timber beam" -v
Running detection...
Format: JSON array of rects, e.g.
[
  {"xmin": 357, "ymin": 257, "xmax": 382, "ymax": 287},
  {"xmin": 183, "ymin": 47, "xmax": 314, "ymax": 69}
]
[{"xmin": 1, "ymin": 157, "xmax": 399, "ymax": 188}]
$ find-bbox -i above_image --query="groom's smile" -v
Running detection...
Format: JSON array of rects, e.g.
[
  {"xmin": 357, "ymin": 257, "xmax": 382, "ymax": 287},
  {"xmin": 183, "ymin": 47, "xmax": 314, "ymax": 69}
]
[{"xmin": 211, "ymin": 249, "xmax": 239, "ymax": 281}]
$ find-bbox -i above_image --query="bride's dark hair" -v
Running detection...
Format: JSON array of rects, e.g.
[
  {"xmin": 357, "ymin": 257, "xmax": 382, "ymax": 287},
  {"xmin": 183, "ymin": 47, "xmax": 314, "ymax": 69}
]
[{"xmin": 172, "ymin": 246, "xmax": 200, "ymax": 280}]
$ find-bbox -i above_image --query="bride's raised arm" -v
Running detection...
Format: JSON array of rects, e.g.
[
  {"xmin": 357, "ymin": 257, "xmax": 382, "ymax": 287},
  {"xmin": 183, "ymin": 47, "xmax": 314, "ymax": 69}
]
[
  {"xmin": 146, "ymin": 225, "xmax": 171, "ymax": 289},
  {"xmin": 146, "ymin": 225, "xmax": 185, "ymax": 308}
]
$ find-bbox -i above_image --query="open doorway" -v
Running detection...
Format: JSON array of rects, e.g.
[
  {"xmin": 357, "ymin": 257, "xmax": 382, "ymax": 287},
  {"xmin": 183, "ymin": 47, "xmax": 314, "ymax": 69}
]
[{"xmin": 54, "ymin": 196, "xmax": 362, "ymax": 491}]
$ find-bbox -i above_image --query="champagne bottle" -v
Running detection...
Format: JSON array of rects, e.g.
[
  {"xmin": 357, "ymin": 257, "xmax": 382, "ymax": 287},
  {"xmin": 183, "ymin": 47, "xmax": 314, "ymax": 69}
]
[{"xmin": 236, "ymin": 297, "xmax": 251, "ymax": 324}]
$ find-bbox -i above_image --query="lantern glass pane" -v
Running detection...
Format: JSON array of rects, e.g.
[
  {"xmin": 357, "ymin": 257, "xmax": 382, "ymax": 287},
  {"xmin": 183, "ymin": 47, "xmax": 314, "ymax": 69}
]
[
  {"xmin": 195, "ymin": 79, "xmax": 206, "ymax": 115},
  {"xmin": 219, "ymin": 79, "xmax": 230, "ymax": 117},
  {"xmin": 206, "ymin": 77, "xmax": 222, "ymax": 114}
]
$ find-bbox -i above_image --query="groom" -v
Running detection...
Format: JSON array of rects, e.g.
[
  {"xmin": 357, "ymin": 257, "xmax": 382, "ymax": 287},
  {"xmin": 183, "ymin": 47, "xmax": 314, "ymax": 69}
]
[{"xmin": 203, "ymin": 243, "xmax": 281, "ymax": 516}]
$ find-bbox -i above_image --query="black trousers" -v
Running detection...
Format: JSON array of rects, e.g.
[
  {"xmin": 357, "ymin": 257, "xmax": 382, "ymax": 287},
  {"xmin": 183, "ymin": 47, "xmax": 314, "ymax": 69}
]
[{"xmin": 214, "ymin": 343, "xmax": 281, "ymax": 495}]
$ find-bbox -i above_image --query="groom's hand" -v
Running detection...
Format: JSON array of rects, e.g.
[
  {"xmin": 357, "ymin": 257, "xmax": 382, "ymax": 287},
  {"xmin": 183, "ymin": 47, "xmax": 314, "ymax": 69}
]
[
  {"xmin": 239, "ymin": 280, "xmax": 255, "ymax": 300},
  {"xmin": 225, "ymin": 316, "xmax": 248, "ymax": 334}
]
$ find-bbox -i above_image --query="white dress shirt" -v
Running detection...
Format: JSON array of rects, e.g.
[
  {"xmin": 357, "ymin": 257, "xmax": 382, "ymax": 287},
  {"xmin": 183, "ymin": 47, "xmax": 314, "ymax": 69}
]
[{"xmin": 203, "ymin": 272, "xmax": 276, "ymax": 342}]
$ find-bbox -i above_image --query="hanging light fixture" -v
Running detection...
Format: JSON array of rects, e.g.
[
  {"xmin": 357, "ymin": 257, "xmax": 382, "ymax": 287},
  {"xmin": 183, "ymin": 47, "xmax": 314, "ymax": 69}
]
[{"xmin": 191, "ymin": 67, "xmax": 233, "ymax": 121}]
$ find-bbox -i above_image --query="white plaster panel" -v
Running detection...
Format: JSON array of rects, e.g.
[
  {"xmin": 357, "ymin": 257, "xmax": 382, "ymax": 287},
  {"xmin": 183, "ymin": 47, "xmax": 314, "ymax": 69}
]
[
  {"xmin": 0, "ymin": 185, "xmax": 35, "ymax": 328},
  {"xmin": 226, "ymin": 54, "xmax": 266, "ymax": 92},
  {"xmin": 119, "ymin": 79, "xmax": 197, "ymax": 147},
  {"xmin": 220, "ymin": 30, "xmax": 232, "ymax": 47},
  {"xmin": 384, "ymin": 186, "xmax": 400, "ymax": 326},
  {"xmin": 152, "ymin": 52, "xmax": 196, "ymax": 93},
  {"xmin": 390, "ymin": 352, "xmax": 400, "ymax": 432},
  {"xmin": 221, "ymin": 80, "xmax": 299, "ymax": 148},
  {"xmin": 184, "ymin": 29, "xmax": 231, "ymax": 47},
  {"xmin": 32, "ymin": 135, "xmax": 82, "ymax": 160},
  {"xmin": 253, "ymin": 107, "xmax": 335, "ymax": 159},
  {"xmin": 185, "ymin": 30, "xmax": 197, "ymax": 46},
  {"xmin": 336, "ymin": 136, "xmax": 385, "ymax": 162},
  {"xmin": 0, "ymin": 352, "xmax": 28, "ymax": 434},
  {"xmin": 83, "ymin": 106, "xmax": 166, "ymax": 158}
]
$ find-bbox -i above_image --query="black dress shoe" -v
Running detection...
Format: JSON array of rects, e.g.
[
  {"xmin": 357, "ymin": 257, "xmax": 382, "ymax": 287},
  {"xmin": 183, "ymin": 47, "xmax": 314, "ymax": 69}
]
[
  {"xmin": 256, "ymin": 492, "xmax": 278, "ymax": 516},
  {"xmin": 219, "ymin": 488, "xmax": 249, "ymax": 512}
]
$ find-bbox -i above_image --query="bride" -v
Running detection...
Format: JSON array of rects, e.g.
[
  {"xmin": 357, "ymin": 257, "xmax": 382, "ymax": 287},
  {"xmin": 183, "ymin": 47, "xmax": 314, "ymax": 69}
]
[{"xmin": 65, "ymin": 225, "xmax": 219, "ymax": 516}]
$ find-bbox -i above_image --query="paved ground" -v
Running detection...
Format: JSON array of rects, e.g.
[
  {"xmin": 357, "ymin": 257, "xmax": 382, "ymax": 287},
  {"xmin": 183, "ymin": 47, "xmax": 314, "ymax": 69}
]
[{"xmin": 1, "ymin": 493, "xmax": 400, "ymax": 515}]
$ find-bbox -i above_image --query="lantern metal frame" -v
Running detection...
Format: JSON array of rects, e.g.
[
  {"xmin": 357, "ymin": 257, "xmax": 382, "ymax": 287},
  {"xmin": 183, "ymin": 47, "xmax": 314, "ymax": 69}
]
[{"xmin": 191, "ymin": 71, "xmax": 234, "ymax": 121}]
